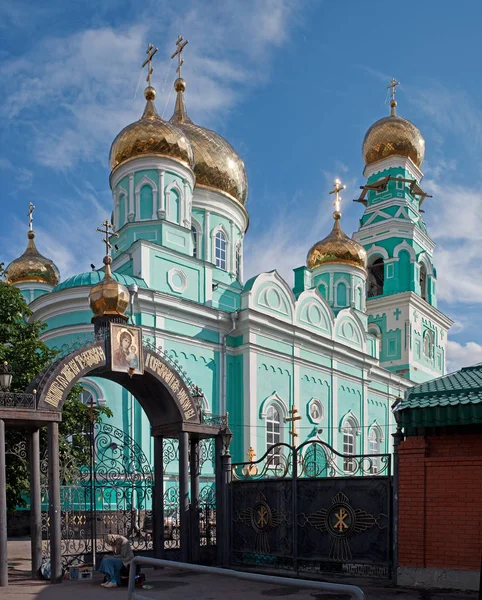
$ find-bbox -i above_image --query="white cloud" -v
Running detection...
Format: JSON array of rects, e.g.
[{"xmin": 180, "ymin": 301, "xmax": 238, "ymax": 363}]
[{"xmin": 446, "ymin": 340, "xmax": 482, "ymax": 372}]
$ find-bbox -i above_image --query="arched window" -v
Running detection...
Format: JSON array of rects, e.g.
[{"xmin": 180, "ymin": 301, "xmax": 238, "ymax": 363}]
[
  {"xmin": 140, "ymin": 185, "xmax": 153, "ymax": 220},
  {"xmin": 423, "ymin": 330, "xmax": 434, "ymax": 359},
  {"xmin": 303, "ymin": 443, "xmax": 328, "ymax": 478},
  {"xmin": 367, "ymin": 257, "xmax": 384, "ymax": 297},
  {"xmin": 368, "ymin": 427, "xmax": 382, "ymax": 473},
  {"xmin": 191, "ymin": 226, "xmax": 198, "ymax": 258},
  {"xmin": 168, "ymin": 188, "xmax": 180, "ymax": 224},
  {"xmin": 118, "ymin": 193, "xmax": 127, "ymax": 228},
  {"xmin": 342, "ymin": 417, "xmax": 357, "ymax": 473},
  {"xmin": 215, "ymin": 231, "xmax": 227, "ymax": 270},
  {"xmin": 336, "ymin": 282, "xmax": 347, "ymax": 306},
  {"xmin": 420, "ymin": 263, "xmax": 428, "ymax": 301},
  {"xmin": 266, "ymin": 405, "xmax": 281, "ymax": 465}
]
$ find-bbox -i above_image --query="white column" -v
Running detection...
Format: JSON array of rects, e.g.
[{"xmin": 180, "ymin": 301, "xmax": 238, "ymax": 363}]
[
  {"xmin": 229, "ymin": 220, "xmax": 235, "ymax": 274},
  {"xmin": 158, "ymin": 170, "xmax": 165, "ymax": 218},
  {"xmin": 183, "ymin": 181, "xmax": 190, "ymax": 227},
  {"xmin": 128, "ymin": 175, "xmax": 135, "ymax": 221},
  {"xmin": 152, "ymin": 188, "xmax": 158, "ymax": 220},
  {"xmin": 239, "ymin": 239, "xmax": 244, "ymax": 283},
  {"xmin": 205, "ymin": 211, "xmax": 211, "ymax": 262}
]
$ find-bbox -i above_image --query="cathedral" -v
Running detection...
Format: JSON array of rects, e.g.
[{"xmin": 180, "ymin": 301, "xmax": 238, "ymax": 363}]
[{"xmin": 3, "ymin": 44, "xmax": 453, "ymax": 470}]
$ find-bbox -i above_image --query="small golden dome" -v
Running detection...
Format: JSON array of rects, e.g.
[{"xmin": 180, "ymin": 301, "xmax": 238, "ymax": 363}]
[
  {"xmin": 363, "ymin": 100, "xmax": 425, "ymax": 168},
  {"xmin": 89, "ymin": 256, "xmax": 130, "ymax": 319},
  {"xmin": 170, "ymin": 78, "xmax": 248, "ymax": 205},
  {"xmin": 5, "ymin": 231, "xmax": 60, "ymax": 287},
  {"xmin": 109, "ymin": 86, "xmax": 194, "ymax": 171},
  {"xmin": 307, "ymin": 213, "xmax": 367, "ymax": 271}
]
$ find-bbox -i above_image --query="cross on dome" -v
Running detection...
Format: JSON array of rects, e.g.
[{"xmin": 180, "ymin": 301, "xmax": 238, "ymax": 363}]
[
  {"xmin": 171, "ymin": 35, "xmax": 189, "ymax": 79},
  {"xmin": 141, "ymin": 43, "xmax": 158, "ymax": 87},
  {"xmin": 96, "ymin": 219, "xmax": 118, "ymax": 258},
  {"xmin": 27, "ymin": 202, "xmax": 35, "ymax": 232},
  {"xmin": 329, "ymin": 179, "xmax": 346, "ymax": 217},
  {"xmin": 387, "ymin": 78, "xmax": 400, "ymax": 116}
]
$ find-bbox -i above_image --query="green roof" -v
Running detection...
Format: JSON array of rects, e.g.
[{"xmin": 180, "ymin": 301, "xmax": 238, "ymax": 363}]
[
  {"xmin": 53, "ymin": 271, "xmax": 147, "ymax": 292},
  {"xmin": 400, "ymin": 363, "xmax": 482, "ymax": 429}
]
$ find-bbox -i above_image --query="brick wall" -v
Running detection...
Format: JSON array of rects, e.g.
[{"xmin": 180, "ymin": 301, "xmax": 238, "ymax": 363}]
[{"xmin": 398, "ymin": 431, "xmax": 482, "ymax": 572}]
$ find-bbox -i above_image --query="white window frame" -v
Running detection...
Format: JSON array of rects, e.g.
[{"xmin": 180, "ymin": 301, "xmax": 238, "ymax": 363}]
[
  {"xmin": 368, "ymin": 425, "xmax": 383, "ymax": 474},
  {"xmin": 266, "ymin": 404, "xmax": 282, "ymax": 465},
  {"xmin": 341, "ymin": 415, "xmax": 359, "ymax": 473},
  {"xmin": 213, "ymin": 228, "xmax": 228, "ymax": 270},
  {"xmin": 135, "ymin": 176, "xmax": 158, "ymax": 221}
]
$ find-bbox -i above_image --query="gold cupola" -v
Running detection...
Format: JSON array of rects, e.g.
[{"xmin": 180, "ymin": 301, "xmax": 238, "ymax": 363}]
[
  {"xmin": 89, "ymin": 221, "xmax": 129, "ymax": 322},
  {"xmin": 109, "ymin": 85, "xmax": 194, "ymax": 172},
  {"xmin": 170, "ymin": 77, "xmax": 248, "ymax": 205},
  {"xmin": 362, "ymin": 79, "xmax": 425, "ymax": 169},
  {"xmin": 5, "ymin": 220, "xmax": 60, "ymax": 288},
  {"xmin": 307, "ymin": 181, "xmax": 367, "ymax": 271}
]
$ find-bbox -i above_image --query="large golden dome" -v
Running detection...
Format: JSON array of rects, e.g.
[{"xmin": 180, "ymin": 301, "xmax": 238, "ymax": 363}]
[
  {"xmin": 362, "ymin": 100, "xmax": 425, "ymax": 168},
  {"xmin": 109, "ymin": 86, "xmax": 194, "ymax": 171},
  {"xmin": 89, "ymin": 256, "xmax": 129, "ymax": 319},
  {"xmin": 170, "ymin": 78, "xmax": 248, "ymax": 205},
  {"xmin": 5, "ymin": 231, "xmax": 60, "ymax": 287},
  {"xmin": 307, "ymin": 212, "xmax": 367, "ymax": 271}
]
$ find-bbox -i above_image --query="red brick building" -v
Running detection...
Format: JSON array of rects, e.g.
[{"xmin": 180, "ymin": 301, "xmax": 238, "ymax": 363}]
[{"xmin": 396, "ymin": 364, "xmax": 482, "ymax": 591}]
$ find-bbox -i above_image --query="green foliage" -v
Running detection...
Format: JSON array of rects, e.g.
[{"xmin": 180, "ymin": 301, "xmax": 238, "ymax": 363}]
[{"xmin": 0, "ymin": 271, "xmax": 112, "ymax": 511}]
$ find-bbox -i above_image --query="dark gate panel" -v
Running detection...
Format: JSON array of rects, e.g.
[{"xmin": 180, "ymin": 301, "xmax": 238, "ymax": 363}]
[{"xmin": 231, "ymin": 440, "xmax": 392, "ymax": 578}]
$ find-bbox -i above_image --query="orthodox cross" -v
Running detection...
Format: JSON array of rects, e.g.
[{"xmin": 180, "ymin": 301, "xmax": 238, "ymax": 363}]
[
  {"xmin": 246, "ymin": 446, "xmax": 256, "ymax": 462},
  {"xmin": 142, "ymin": 43, "xmax": 159, "ymax": 87},
  {"xmin": 329, "ymin": 179, "xmax": 346, "ymax": 213},
  {"xmin": 171, "ymin": 35, "xmax": 189, "ymax": 78},
  {"xmin": 96, "ymin": 219, "xmax": 118, "ymax": 257},
  {"xmin": 27, "ymin": 202, "xmax": 35, "ymax": 231},
  {"xmin": 285, "ymin": 406, "xmax": 302, "ymax": 447},
  {"xmin": 387, "ymin": 78, "xmax": 400, "ymax": 102},
  {"xmin": 393, "ymin": 308, "xmax": 402, "ymax": 321}
]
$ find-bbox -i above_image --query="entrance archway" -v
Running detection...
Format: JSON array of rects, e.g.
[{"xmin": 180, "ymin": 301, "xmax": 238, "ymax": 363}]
[{"xmin": 0, "ymin": 328, "xmax": 231, "ymax": 585}]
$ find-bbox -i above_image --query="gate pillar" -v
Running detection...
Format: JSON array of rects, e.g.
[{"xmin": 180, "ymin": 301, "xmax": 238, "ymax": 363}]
[
  {"xmin": 47, "ymin": 422, "xmax": 62, "ymax": 583},
  {"xmin": 29, "ymin": 428, "xmax": 42, "ymax": 579},
  {"xmin": 189, "ymin": 439, "xmax": 200, "ymax": 562},
  {"xmin": 0, "ymin": 419, "xmax": 7, "ymax": 587},
  {"xmin": 153, "ymin": 435, "xmax": 164, "ymax": 559},
  {"xmin": 179, "ymin": 431, "xmax": 190, "ymax": 562}
]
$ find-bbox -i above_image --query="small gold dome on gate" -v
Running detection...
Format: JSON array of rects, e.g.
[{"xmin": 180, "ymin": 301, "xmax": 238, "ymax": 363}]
[{"xmin": 89, "ymin": 256, "xmax": 130, "ymax": 318}]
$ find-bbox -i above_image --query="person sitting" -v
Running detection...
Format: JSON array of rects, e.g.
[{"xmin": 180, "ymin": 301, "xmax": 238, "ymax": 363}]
[{"xmin": 98, "ymin": 534, "xmax": 134, "ymax": 588}]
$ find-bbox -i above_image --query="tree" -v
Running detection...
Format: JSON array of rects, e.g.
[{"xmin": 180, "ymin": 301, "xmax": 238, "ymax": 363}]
[{"xmin": 0, "ymin": 267, "xmax": 111, "ymax": 512}]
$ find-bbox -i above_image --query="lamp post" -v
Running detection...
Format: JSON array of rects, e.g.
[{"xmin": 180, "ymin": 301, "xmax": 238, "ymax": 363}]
[
  {"xmin": 391, "ymin": 396, "xmax": 404, "ymax": 586},
  {"xmin": 0, "ymin": 362, "xmax": 12, "ymax": 392}
]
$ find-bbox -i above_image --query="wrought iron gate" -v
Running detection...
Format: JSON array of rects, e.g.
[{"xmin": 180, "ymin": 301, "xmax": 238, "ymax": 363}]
[{"xmin": 231, "ymin": 440, "xmax": 392, "ymax": 578}]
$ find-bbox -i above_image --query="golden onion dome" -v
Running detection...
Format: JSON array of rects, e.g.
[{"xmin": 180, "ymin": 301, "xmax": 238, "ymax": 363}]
[
  {"xmin": 362, "ymin": 99, "xmax": 425, "ymax": 168},
  {"xmin": 5, "ymin": 231, "xmax": 60, "ymax": 287},
  {"xmin": 307, "ymin": 212, "xmax": 367, "ymax": 271},
  {"xmin": 109, "ymin": 86, "xmax": 194, "ymax": 171},
  {"xmin": 89, "ymin": 255, "xmax": 130, "ymax": 319},
  {"xmin": 170, "ymin": 78, "xmax": 248, "ymax": 205}
]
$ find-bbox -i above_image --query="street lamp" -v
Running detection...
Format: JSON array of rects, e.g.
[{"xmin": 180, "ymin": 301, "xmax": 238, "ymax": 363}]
[
  {"xmin": 221, "ymin": 413, "xmax": 233, "ymax": 454},
  {"xmin": 0, "ymin": 362, "xmax": 13, "ymax": 392}
]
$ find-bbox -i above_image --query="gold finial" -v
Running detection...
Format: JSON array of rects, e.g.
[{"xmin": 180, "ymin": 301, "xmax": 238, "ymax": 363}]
[
  {"xmin": 285, "ymin": 406, "xmax": 302, "ymax": 447},
  {"xmin": 388, "ymin": 78, "xmax": 400, "ymax": 116},
  {"xmin": 142, "ymin": 43, "xmax": 159, "ymax": 88},
  {"xmin": 329, "ymin": 178, "xmax": 346, "ymax": 219},
  {"xmin": 247, "ymin": 447, "xmax": 256, "ymax": 462},
  {"xmin": 27, "ymin": 202, "xmax": 35, "ymax": 232},
  {"xmin": 171, "ymin": 35, "xmax": 189, "ymax": 79},
  {"xmin": 96, "ymin": 219, "xmax": 118, "ymax": 259}
]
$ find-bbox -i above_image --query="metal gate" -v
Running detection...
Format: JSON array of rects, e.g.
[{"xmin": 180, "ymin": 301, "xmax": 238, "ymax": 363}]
[
  {"xmin": 230, "ymin": 440, "xmax": 392, "ymax": 578},
  {"xmin": 41, "ymin": 423, "xmax": 217, "ymax": 568}
]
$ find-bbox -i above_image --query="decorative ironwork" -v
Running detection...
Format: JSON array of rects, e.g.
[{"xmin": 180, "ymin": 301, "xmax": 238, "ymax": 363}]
[
  {"xmin": 199, "ymin": 484, "xmax": 216, "ymax": 548},
  {"xmin": 231, "ymin": 439, "xmax": 392, "ymax": 578},
  {"xmin": 0, "ymin": 392, "xmax": 35, "ymax": 408},
  {"xmin": 162, "ymin": 438, "xmax": 179, "ymax": 474},
  {"xmin": 201, "ymin": 412, "xmax": 228, "ymax": 427}
]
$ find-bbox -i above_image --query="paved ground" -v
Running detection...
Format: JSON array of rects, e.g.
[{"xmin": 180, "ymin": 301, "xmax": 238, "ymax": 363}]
[{"xmin": 3, "ymin": 538, "xmax": 478, "ymax": 600}]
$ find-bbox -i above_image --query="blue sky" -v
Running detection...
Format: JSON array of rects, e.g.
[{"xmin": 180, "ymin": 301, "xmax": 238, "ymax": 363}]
[{"xmin": 1, "ymin": 0, "xmax": 482, "ymax": 371}]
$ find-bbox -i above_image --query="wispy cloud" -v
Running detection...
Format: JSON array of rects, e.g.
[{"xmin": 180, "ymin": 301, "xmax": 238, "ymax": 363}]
[{"xmin": 447, "ymin": 340, "xmax": 482, "ymax": 372}]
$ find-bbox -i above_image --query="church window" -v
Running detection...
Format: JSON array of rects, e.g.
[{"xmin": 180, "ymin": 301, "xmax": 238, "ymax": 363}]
[
  {"xmin": 266, "ymin": 405, "xmax": 281, "ymax": 465},
  {"xmin": 420, "ymin": 262, "xmax": 428, "ymax": 301},
  {"xmin": 368, "ymin": 427, "xmax": 381, "ymax": 474},
  {"xmin": 215, "ymin": 231, "xmax": 227, "ymax": 270},
  {"xmin": 191, "ymin": 226, "xmax": 198, "ymax": 258},
  {"xmin": 367, "ymin": 257, "xmax": 384, "ymax": 297},
  {"xmin": 336, "ymin": 282, "xmax": 347, "ymax": 306},
  {"xmin": 118, "ymin": 193, "xmax": 126, "ymax": 228},
  {"xmin": 140, "ymin": 185, "xmax": 153, "ymax": 220},
  {"xmin": 168, "ymin": 188, "xmax": 180, "ymax": 224},
  {"xmin": 342, "ymin": 417, "xmax": 357, "ymax": 473},
  {"xmin": 423, "ymin": 330, "xmax": 434, "ymax": 359}
]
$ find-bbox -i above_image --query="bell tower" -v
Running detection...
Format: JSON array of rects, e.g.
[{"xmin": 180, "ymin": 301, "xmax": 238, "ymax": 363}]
[{"xmin": 352, "ymin": 80, "xmax": 453, "ymax": 383}]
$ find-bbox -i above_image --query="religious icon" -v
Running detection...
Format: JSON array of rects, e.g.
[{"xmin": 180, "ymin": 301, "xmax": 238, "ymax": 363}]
[{"xmin": 110, "ymin": 323, "xmax": 144, "ymax": 375}]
